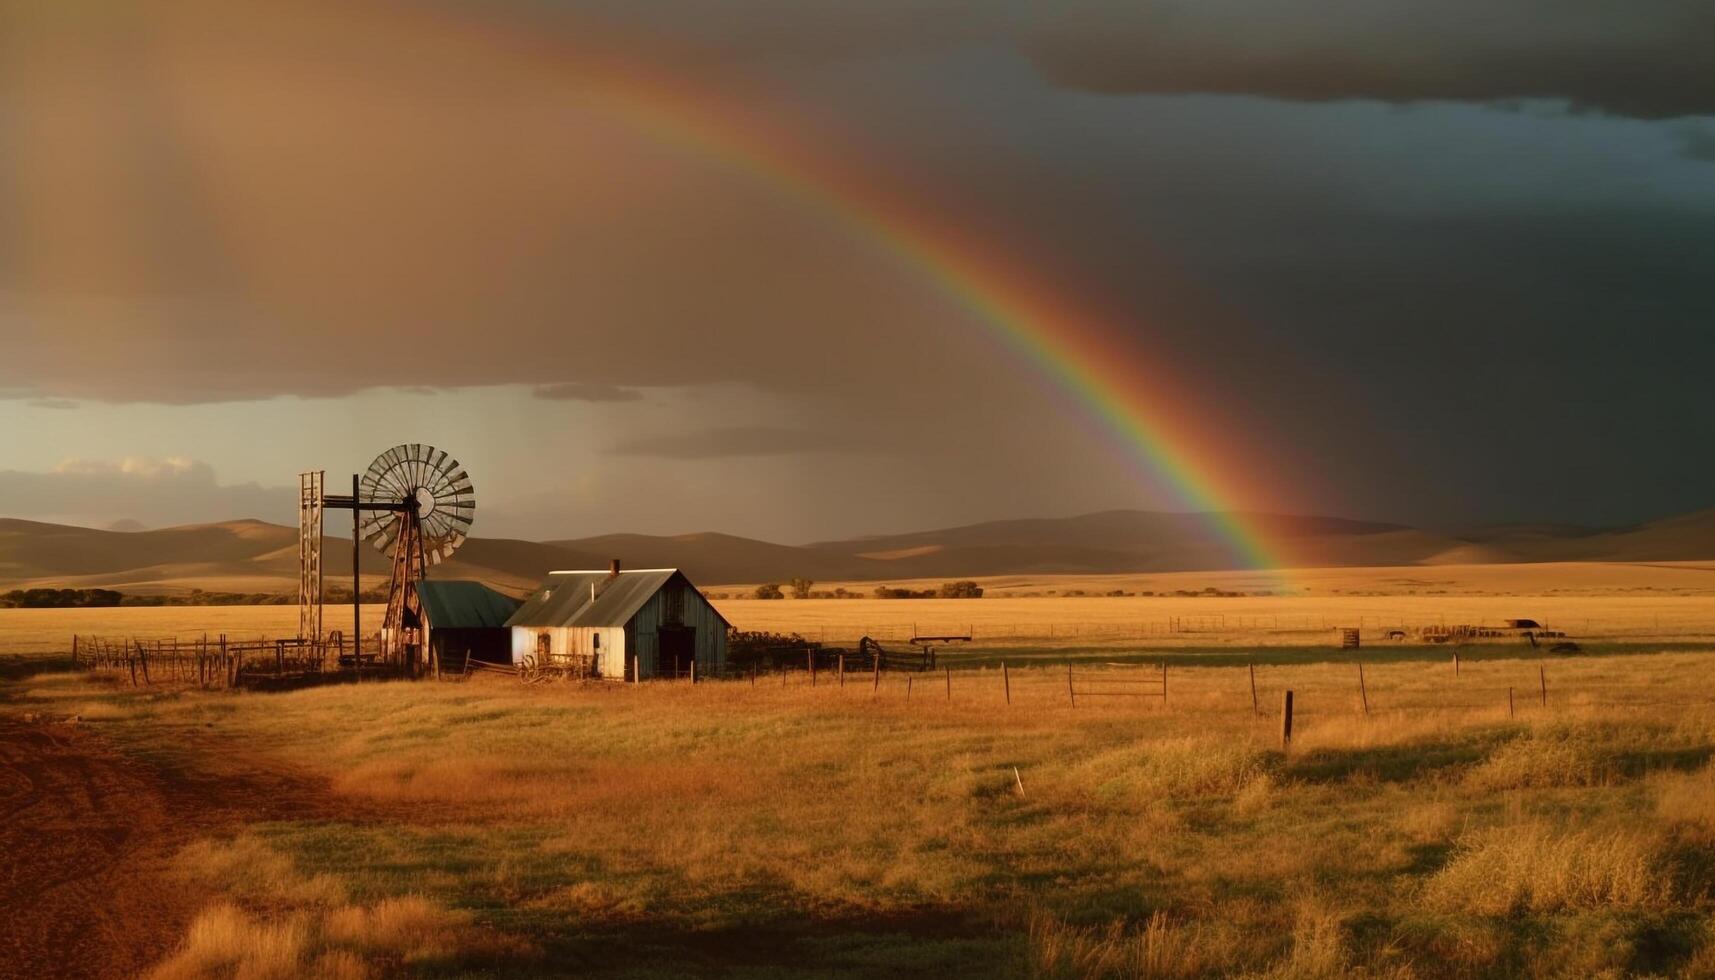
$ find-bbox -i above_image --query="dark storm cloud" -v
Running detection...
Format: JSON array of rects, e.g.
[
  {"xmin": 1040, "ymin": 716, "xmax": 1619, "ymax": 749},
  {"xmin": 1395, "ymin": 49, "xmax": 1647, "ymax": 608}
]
[
  {"xmin": 532, "ymin": 383, "xmax": 646, "ymax": 403},
  {"xmin": 524, "ymin": 0, "xmax": 1715, "ymax": 118},
  {"xmin": 2, "ymin": 0, "xmax": 1711, "ymax": 534},
  {"xmin": 1017, "ymin": 1, "xmax": 1715, "ymax": 118},
  {"xmin": 606, "ymin": 426, "xmax": 870, "ymax": 459},
  {"xmin": 1677, "ymin": 126, "xmax": 1715, "ymax": 162}
]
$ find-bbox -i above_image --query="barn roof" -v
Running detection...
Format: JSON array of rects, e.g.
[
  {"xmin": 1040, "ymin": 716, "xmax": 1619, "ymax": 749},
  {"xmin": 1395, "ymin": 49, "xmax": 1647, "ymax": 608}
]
[
  {"xmin": 414, "ymin": 580, "xmax": 521, "ymax": 629},
  {"xmin": 505, "ymin": 569, "xmax": 729, "ymax": 629}
]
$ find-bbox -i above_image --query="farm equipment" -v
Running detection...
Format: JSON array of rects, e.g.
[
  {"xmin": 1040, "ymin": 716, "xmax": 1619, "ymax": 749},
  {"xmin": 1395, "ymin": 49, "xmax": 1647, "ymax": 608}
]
[{"xmin": 850, "ymin": 636, "xmax": 935, "ymax": 672}]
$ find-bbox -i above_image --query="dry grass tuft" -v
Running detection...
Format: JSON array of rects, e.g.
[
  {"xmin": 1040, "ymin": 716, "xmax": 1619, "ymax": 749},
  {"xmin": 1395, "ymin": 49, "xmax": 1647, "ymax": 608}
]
[
  {"xmin": 177, "ymin": 836, "xmax": 348, "ymax": 907},
  {"xmin": 1655, "ymin": 766, "xmax": 1715, "ymax": 840},
  {"xmin": 525, "ymin": 881, "xmax": 648, "ymax": 920},
  {"xmin": 146, "ymin": 904, "xmax": 314, "ymax": 980},
  {"xmin": 1080, "ymin": 737, "xmax": 1276, "ymax": 804},
  {"xmin": 1028, "ymin": 910, "xmax": 1208, "ymax": 979},
  {"xmin": 1464, "ymin": 727, "xmax": 1611, "ymax": 791},
  {"xmin": 1421, "ymin": 823, "xmax": 1670, "ymax": 915},
  {"xmin": 146, "ymin": 897, "xmax": 528, "ymax": 980}
]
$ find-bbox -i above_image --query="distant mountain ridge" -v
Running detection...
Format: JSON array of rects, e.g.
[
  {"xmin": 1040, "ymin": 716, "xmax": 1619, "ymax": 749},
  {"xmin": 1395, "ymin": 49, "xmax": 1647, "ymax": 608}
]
[{"xmin": 1, "ymin": 507, "xmax": 1712, "ymax": 596}]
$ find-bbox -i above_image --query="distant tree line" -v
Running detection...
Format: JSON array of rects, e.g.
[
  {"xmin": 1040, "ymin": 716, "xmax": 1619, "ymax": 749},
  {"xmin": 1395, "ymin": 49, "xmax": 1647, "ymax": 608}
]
[
  {"xmin": 0, "ymin": 586, "xmax": 403, "ymax": 608},
  {"xmin": 118, "ymin": 590, "xmax": 296, "ymax": 607},
  {"xmin": 1, "ymin": 588, "xmax": 124, "ymax": 608},
  {"xmin": 742, "ymin": 579, "xmax": 985, "ymax": 600}
]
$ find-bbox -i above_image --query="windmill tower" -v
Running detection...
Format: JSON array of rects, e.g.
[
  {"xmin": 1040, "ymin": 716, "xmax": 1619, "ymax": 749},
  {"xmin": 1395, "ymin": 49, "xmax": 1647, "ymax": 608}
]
[{"xmin": 299, "ymin": 444, "xmax": 475, "ymax": 669}]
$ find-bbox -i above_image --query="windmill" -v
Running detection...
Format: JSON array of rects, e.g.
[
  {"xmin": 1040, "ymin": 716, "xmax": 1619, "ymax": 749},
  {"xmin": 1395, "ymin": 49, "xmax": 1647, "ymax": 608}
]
[{"xmin": 299, "ymin": 444, "xmax": 475, "ymax": 668}]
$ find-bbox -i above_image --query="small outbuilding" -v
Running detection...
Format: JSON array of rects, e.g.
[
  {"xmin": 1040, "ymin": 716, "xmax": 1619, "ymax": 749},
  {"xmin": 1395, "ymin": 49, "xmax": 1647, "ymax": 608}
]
[
  {"xmin": 506, "ymin": 561, "xmax": 729, "ymax": 680},
  {"xmin": 410, "ymin": 580, "xmax": 523, "ymax": 669}
]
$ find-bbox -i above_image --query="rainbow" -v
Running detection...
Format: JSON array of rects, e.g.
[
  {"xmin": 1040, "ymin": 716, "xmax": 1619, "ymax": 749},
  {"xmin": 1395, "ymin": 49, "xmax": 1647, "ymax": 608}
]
[
  {"xmin": 547, "ymin": 58, "xmax": 1289, "ymax": 572},
  {"xmin": 349, "ymin": 7, "xmax": 1296, "ymax": 572}
]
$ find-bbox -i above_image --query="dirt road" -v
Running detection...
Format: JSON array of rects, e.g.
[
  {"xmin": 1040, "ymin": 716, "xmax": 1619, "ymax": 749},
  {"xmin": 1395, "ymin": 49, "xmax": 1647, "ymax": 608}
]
[{"xmin": 0, "ymin": 715, "xmax": 365, "ymax": 979}]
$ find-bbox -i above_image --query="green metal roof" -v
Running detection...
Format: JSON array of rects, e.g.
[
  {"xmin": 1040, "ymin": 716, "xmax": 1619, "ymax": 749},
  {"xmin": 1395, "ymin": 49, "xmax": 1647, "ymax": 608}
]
[{"xmin": 414, "ymin": 580, "xmax": 521, "ymax": 629}]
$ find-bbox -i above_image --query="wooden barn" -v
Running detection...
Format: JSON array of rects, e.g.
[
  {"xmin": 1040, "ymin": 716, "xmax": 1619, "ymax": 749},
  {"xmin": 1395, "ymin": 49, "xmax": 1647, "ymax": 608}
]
[
  {"xmin": 410, "ymin": 580, "xmax": 522, "ymax": 669},
  {"xmin": 505, "ymin": 562, "xmax": 728, "ymax": 680}
]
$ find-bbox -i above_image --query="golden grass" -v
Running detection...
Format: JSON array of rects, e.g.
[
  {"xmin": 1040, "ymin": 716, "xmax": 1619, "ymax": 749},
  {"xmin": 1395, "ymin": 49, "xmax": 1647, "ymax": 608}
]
[
  {"xmin": 0, "ymin": 604, "xmax": 384, "ymax": 657},
  {"xmin": 1422, "ymin": 823, "xmax": 1671, "ymax": 915},
  {"xmin": 149, "ymin": 833, "xmax": 533, "ymax": 979},
  {"xmin": 10, "ymin": 616, "xmax": 1715, "ymax": 975},
  {"xmin": 144, "ymin": 897, "xmax": 493, "ymax": 980},
  {"xmin": 2, "ymin": 557, "xmax": 1714, "ymax": 661},
  {"xmin": 1028, "ymin": 911, "xmax": 1210, "ymax": 979}
]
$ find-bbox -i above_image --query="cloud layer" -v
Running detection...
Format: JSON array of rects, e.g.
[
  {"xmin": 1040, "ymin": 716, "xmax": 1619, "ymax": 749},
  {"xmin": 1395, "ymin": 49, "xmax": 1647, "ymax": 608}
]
[
  {"xmin": 1019, "ymin": 0, "xmax": 1715, "ymax": 118},
  {"xmin": 0, "ymin": 459, "xmax": 289, "ymax": 528},
  {"xmin": 606, "ymin": 425, "xmax": 870, "ymax": 459}
]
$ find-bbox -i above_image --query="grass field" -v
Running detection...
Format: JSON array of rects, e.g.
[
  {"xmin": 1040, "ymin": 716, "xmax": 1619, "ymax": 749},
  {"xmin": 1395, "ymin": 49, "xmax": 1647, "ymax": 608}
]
[
  {"xmin": 5, "ymin": 590, "xmax": 1711, "ymax": 666},
  {"xmin": 5, "ymin": 565, "xmax": 1715, "ymax": 977},
  {"xmin": 10, "ymin": 649, "xmax": 1715, "ymax": 977}
]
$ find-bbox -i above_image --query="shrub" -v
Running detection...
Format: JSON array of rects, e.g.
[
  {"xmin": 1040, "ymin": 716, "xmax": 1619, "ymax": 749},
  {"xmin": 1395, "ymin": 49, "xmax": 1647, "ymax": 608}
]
[
  {"xmin": 873, "ymin": 586, "xmax": 936, "ymax": 599},
  {"xmin": 752, "ymin": 583, "xmax": 784, "ymax": 600}
]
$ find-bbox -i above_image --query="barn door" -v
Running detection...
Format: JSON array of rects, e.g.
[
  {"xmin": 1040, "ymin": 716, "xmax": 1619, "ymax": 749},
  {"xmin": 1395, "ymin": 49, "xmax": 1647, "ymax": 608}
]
[{"xmin": 659, "ymin": 626, "xmax": 694, "ymax": 679}]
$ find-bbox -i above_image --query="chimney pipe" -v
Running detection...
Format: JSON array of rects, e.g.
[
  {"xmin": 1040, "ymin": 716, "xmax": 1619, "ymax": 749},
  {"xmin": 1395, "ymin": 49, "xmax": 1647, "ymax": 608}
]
[{"xmin": 609, "ymin": 558, "xmax": 621, "ymax": 578}]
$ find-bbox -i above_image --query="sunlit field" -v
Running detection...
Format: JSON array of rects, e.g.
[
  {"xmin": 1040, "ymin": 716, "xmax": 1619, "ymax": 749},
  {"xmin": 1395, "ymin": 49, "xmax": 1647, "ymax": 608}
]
[
  {"xmin": 11, "ymin": 648, "xmax": 1715, "ymax": 977},
  {"xmin": 5, "ymin": 588, "xmax": 1711, "ymax": 665},
  {"xmin": 5, "ymin": 565, "xmax": 1715, "ymax": 977}
]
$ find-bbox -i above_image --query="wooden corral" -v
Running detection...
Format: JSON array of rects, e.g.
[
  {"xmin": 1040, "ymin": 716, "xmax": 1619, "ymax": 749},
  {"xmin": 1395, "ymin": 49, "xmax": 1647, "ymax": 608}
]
[{"xmin": 72, "ymin": 632, "xmax": 399, "ymax": 689}]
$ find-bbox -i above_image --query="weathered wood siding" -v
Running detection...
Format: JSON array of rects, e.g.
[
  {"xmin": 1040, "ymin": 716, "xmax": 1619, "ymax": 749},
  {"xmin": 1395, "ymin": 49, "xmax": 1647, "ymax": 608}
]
[{"xmin": 627, "ymin": 577, "xmax": 727, "ymax": 679}]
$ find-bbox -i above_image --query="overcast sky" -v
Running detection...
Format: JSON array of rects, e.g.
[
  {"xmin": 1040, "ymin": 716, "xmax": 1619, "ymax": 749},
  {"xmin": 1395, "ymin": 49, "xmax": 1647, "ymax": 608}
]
[{"xmin": 0, "ymin": 1, "xmax": 1711, "ymax": 541}]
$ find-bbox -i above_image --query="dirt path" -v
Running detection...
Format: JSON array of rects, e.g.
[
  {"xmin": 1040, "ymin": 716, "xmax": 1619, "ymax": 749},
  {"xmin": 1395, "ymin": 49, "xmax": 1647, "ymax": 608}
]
[{"xmin": 0, "ymin": 715, "xmax": 370, "ymax": 979}]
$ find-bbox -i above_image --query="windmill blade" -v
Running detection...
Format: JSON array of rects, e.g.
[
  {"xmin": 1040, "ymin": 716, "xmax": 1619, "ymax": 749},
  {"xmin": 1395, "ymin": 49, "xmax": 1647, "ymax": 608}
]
[{"xmin": 353, "ymin": 444, "xmax": 475, "ymax": 562}]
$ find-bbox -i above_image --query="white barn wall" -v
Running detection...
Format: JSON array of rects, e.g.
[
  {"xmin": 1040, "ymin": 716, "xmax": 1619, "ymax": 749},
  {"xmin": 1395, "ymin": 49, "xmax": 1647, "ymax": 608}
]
[{"xmin": 508, "ymin": 625, "xmax": 624, "ymax": 677}]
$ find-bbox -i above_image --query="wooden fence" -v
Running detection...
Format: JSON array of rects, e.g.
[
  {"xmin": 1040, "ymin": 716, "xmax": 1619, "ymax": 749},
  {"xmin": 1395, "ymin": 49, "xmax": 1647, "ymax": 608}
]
[
  {"xmin": 71, "ymin": 632, "xmax": 395, "ymax": 689},
  {"xmin": 1067, "ymin": 662, "xmax": 1168, "ymax": 707}
]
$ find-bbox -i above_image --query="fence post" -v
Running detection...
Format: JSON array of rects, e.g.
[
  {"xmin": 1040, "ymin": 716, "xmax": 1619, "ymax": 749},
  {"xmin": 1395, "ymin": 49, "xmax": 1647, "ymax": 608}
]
[
  {"xmin": 873, "ymin": 657, "xmax": 880, "ymax": 694},
  {"xmin": 1066, "ymin": 663, "xmax": 1075, "ymax": 707},
  {"xmin": 1002, "ymin": 662, "xmax": 1011, "ymax": 706},
  {"xmin": 138, "ymin": 639, "xmax": 151, "ymax": 685},
  {"xmin": 1249, "ymin": 663, "xmax": 1259, "ymax": 716},
  {"xmin": 690, "ymin": 659, "xmax": 697, "ymax": 684},
  {"xmin": 1453, "ymin": 650, "xmax": 1460, "ymax": 677},
  {"xmin": 906, "ymin": 675, "xmax": 913, "ymax": 702},
  {"xmin": 1539, "ymin": 666, "xmax": 1547, "ymax": 707},
  {"xmin": 1508, "ymin": 686, "xmax": 1514, "ymax": 717},
  {"xmin": 945, "ymin": 665, "xmax": 952, "ymax": 701},
  {"xmin": 1357, "ymin": 662, "xmax": 1369, "ymax": 716},
  {"xmin": 838, "ymin": 655, "xmax": 845, "ymax": 688},
  {"xmin": 1280, "ymin": 690, "xmax": 1294, "ymax": 749}
]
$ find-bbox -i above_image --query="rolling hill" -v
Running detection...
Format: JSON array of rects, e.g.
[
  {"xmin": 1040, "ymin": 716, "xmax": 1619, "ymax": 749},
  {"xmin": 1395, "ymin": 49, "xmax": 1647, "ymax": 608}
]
[{"xmin": 1, "ymin": 507, "xmax": 1712, "ymax": 596}]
